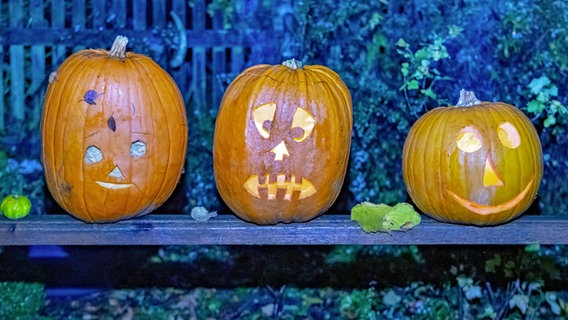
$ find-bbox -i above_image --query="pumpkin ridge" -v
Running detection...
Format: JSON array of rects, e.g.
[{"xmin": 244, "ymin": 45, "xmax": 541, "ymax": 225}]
[
  {"xmin": 129, "ymin": 59, "xmax": 172, "ymax": 211},
  {"xmin": 130, "ymin": 55, "xmax": 186, "ymax": 210},
  {"xmin": 60, "ymin": 54, "xmax": 100, "ymax": 221}
]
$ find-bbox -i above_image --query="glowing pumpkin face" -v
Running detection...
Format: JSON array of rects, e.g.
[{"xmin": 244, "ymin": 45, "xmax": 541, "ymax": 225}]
[
  {"xmin": 402, "ymin": 90, "xmax": 543, "ymax": 226},
  {"xmin": 42, "ymin": 36, "xmax": 188, "ymax": 223},
  {"xmin": 214, "ymin": 59, "xmax": 352, "ymax": 225}
]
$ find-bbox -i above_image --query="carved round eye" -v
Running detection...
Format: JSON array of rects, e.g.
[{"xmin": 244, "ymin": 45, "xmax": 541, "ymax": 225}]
[
  {"xmin": 253, "ymin": 103, "xmax": 277, "ymax": 139},
  {"xmin": 85, "ymin": 146, "xmax": 103, "ymax": 164},
  {"xmin": 457, "ymin": 126, "xmax": 483, "ymax": 153},
  {"xmin": 291, "ymin": 107, "xmax": 315, "ymax": 142},
  {"xmin": 290, "ymin": 127, "xmax": 305, "ymax": 140},
  {"xmin": 498, "ymin": 122, "xmax": 521, "ymax": 149},
  {"xmin": 130, "ymin": 141, "xmax": 146, "ymax": 157}
]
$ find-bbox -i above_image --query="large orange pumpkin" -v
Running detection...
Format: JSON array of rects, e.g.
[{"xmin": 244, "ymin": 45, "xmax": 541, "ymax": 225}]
[
  {"xmin": 402, "ymin": 90, "xmax": 543, "ymax": 226},
  {"xmin": 42, "ymin": 36, "xmax": 188, "ymax": 223},
  {"xmin": 213, "ymin": 59, "xmax": 352, "ymax": 225}
]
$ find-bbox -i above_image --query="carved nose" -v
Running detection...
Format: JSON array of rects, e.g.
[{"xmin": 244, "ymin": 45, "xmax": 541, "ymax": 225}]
[
  {"xmin": 483, "ymin": 155, "xmax": 503, "ymax": 187},
  {"xmin": 108, "ymin": 166, "xmax": 125, "ymax": 179},
  {"xmin": 271, "ymin": 141, "xmax": 289, "ymax": 161}
]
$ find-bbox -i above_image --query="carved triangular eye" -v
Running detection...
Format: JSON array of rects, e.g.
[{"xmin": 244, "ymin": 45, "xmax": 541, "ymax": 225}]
[
  {"xmin": 291, "ymin": 107, "xmax": 315, "ymax": 142},
  {"xmin": 252, "ymin": 103, "xmax": 277, "ymax": 138}
]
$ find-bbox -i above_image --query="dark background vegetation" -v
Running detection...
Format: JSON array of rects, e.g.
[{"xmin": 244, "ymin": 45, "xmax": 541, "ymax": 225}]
[{"xmin": 1, "ymin": 0, "xmax": 568, "ymax": 319}]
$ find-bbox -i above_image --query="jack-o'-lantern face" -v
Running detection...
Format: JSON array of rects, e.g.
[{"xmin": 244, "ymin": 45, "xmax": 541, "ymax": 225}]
[
  {"xmin": 402, "ymin": 90, "xmax": 543, "ymax": 226},
  {"xmin": 243, "ymin": 102, "xmax": 317, "ymax": 200},
  {"xmin": 41, "ymin": 36, "xmax": 188, "ymax": 223},
  {"xmin": 445, "ymin": 121, "xmax": 536, "ymax": 216},
  {"xmin": 213, "ymin": 60, "xmax": 353, "ymax": 225}
]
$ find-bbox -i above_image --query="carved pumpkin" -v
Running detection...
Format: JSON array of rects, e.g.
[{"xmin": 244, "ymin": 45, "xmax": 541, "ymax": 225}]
[
  {"xmin": 42, "ymin": 36, "xmax": 188, "ymax": 223},
  {"xmin": 402, "ymin": 90, "xmax": 543, "ymax": 226},
  {"xmin": 213, "ymin": 59, "xmax": 352, "ymax": 225}
]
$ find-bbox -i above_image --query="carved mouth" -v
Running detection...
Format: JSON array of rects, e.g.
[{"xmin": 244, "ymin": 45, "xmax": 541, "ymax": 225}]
[
  {"xmin": 243, "ymin": 174, "xmax": 316, "ymax": 201},
  {"xmin": 96, "ymin": 181, "xmax": 133, "ymax": 190},
  {"xmin": 445, "ymin": 177, "xmax": 534, "ymax": 215}
]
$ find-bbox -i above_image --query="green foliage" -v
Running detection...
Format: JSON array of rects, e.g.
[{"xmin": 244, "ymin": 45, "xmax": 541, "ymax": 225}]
[
  {"xmin": 0, "ymin": 282, "xmax": 45, "ymax": 319},
  {"xmin": 0, "ymin": 151, "xmax": 44, "ymax": 215},
  {"xmin": 525, "ymin": 76, "xmax": 568, "ymax": 135},
  {"xmin": 397, "ymin": 26, "xmax": 461, "ymax": 108}
]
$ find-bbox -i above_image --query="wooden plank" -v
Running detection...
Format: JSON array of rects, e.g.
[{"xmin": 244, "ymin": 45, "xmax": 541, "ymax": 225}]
[
  {"xmin": 170, "ymin": 0, "xmax": 188, "ymax": 96},
  {"xmin": 0, "ymin": 215, "xmax": 566, "ymax": 246},
  {"xmin": 92, "ymin": 0, "xmax": 106, "ymax": 30},
  {"xmin": 1, "ymin": 28, "xmax": 265, "ymax": 47},
  {"xmin": 0, "ymin": 43, "xmax": 4, "ymax": 133},
  {"xmin": 72, "ymin": 0, "xmax": 86, "ymax": 51},
  {"xmin": 133, "ymin": 0, "xmax": 147, "ymax": 30},
  {"xmin": 30, "ymin": 0, "xmax": 46, "ymax": 130},
  {"xmin": 191, "ymin": 0, "xmax": 207, "ymax": 112},
  {"xmin": 211, "ymin": 10, "xmax": 226, "ymax": 110},
  {"xmin": 9, "ymin": 0, "xmax": 25, "ymax": 123},
  {"xmin": 112, "ymin": 0, "xmax": 127, "ymax": 28},
  {"xmin": 50, "ymin": 0, "xmax": 66, "ymax": 65},
  {"xmin": 152, "ymin": 0, "xmax": 166, "ymax": 28}
]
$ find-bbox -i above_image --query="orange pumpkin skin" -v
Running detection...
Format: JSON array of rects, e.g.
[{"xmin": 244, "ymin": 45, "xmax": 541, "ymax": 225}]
[
  {"xmin": 213, "ymin": 60, "xmax": 352, "ymax": 225},
  {"xmin": 42, "ymin": 36, "xmax": 188, "ymax": 223},
  {"xmin": 402, "ymin": 90, "xmax": 543, "ymax": 226}
]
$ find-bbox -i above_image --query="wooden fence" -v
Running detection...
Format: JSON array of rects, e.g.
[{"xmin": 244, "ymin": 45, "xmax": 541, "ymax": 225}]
[{"xmin": 0, "ymin": 0, "xmax": 296, "ymax": 143}]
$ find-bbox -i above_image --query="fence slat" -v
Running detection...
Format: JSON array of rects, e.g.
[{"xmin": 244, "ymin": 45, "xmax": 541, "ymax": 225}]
[
  {"xmin": 112, "ymin": 0, "xmax": 127, "ymax": 28},
  {"xmin": 28, "ymin": 1, "xmax": 45, "ymax": 134},
  {"xmin": 133, "ymin": 0, "xmax": 147, "ymax": 30},
  {"xmin": 171, "ymin": 0, "xmax": 188, "ymax": 99},
  {"xmin": 211, "ymin": 11, "xmax": 226, "ymax": 111},
  {"xmin": 152, "ymin": 0, "xmax": 166, "ymax": 28},
  {"xmin": 72, "ymin": 0, "xmax": 86, "ymax": 51},
  {"xmin": 191, "ymin": 0, "xmax": 207, "ymax": 113},
  {"xmin": 92, "ymin": 0, "xmax": 106, "ymax": 30},
  {"xmin": 9, "ymin": 0, "xmax": 25, "ymax": 126},
  {"xmin": 0, "ymin": 44, "xmax": 4, "ymax": 133},
  {"xmin": 50, "ymin": 0, "xmax": 66, "ymax": 66}
]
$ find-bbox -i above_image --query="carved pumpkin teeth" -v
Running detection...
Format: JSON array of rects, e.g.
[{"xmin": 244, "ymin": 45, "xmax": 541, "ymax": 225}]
[{"xmin": 243, "ymin": 174, "xmax": 316, "ymax": 201}]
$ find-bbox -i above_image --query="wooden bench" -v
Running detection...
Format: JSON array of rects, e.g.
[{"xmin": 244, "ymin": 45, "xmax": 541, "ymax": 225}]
[{"xmin": 1, "ymin": 214, "xmax": 566, "ymax": 246}]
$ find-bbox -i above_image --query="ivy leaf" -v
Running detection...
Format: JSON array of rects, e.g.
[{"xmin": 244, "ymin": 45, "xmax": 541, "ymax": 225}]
[
  {"xmin": 351, "ymin": 202, "xmax": 421, "ymax": 234},
  {"xmin": 406, "ymin": 79, "xmax": 420, "ymax": 90},
  {"xmin": 396, "ymin": 38, "xmax": 408, "ymax": 48},
  {"xmin": 421, "ymin": 88, "xmax": 437, "ymax": 100},
  {"xmin": 528, "ymin": 76, "xmax": 551, "ymax": 95},
  {"xmin": 509, "ymin": 294, "xmax": 529, "ymax": 314}
]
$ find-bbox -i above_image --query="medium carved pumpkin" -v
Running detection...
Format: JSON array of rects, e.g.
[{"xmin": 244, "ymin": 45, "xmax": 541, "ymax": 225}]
[
  {"xmin": 42, "ymin": 36, "xmax": 188, "ymax": 223},
  {"xmin": 213, "ymin": 59, "xmax": 352, "ymax": 224},
  {"xmin": 402, "ymin": 90, "xmax": 543, "ymax": 226}
]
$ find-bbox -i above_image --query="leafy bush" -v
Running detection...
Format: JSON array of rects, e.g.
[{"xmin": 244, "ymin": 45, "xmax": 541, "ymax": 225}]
[{"xmin": 0, "ymin": 282, "xmax": 46, "ymax": 319}]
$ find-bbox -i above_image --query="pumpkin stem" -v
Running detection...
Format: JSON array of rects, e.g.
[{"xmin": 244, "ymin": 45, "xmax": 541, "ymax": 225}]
[
  {"xmin": 455, "ymin": 89, "xmax": 482, "ymax": 107},
  {"xmin": 109, "ymin": 35, "xmax": 129, "ymax": 60},
  {"xmin": 282, "ymin": 58, "xmax": 303, "ymax": 69}
]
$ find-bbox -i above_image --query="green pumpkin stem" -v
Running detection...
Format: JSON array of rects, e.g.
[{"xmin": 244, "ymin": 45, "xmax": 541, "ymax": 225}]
[
  {"xmin": 109, "ymin": 35, "xmax": 129, "ymax": 60},
  {"xmin": 282, "ymin": 58, "xmax": 303, "ymax": 69},
  {"xmin": 455, "ymin": 89, "xmax": 481, "ymax": 107}
]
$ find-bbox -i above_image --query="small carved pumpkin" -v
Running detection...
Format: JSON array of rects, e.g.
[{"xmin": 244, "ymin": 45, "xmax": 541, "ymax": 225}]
[
  {"xmin": 402, "ymin": 90, "xmax": 543, "ymax": 226},
  {"xmin": 213, "ymin": 59, "xmax": 352, "ymax": 224},
  {"xmin": 42, "ymin": 36, "xmax": 188, "ymax": 222}
]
